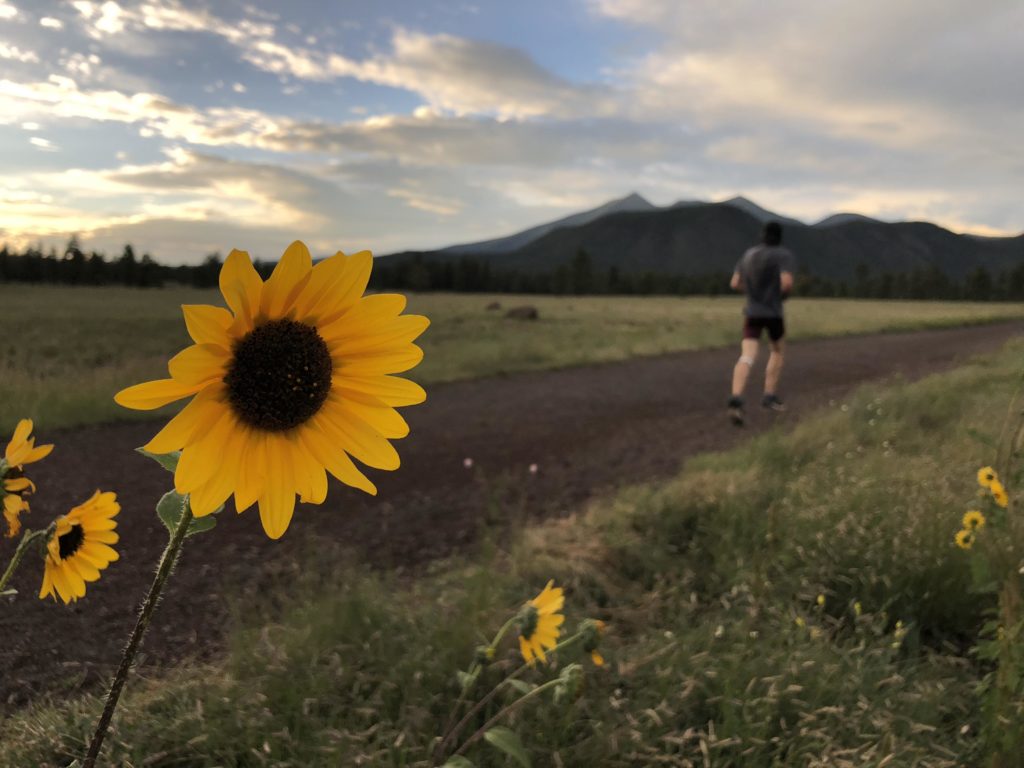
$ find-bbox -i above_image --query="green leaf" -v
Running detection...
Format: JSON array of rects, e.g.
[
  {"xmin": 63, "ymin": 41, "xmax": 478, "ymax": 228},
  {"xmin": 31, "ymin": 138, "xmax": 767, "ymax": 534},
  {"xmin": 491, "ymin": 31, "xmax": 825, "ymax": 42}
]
[
  {"xmin": 156, "ymin": 490, "xmax": 185, "ymax": 534},
  {"xmin": 506, "ymin": 679, "xmax": 535, "ymax": 695},
  {"xmin": 483, "ymin": 727, "xmax": 530, "ymax": 768},
  {"xmin": 137, "ymin": 448, "xmax": 181, "ymax": 473},
  {"xmin": 442, "ymin": 758, "xmax": 475, "ymax": 768},
  {"xmin": 0, "ymin": 588, "xmax": 17, "ymax": 598},
  {"xmin": 156, "ymin": 491, "xmax": 220, "ymax": 538},
  {"xmin": 186, "ymin": 516, "xmax": 218, "ymax": 537}
]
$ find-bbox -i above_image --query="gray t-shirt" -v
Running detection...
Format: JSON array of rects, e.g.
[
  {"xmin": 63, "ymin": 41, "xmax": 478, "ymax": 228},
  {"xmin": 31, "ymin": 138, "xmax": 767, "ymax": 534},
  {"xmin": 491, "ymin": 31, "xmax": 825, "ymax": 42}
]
[{"xmin": 735, "ymin": 245, "xmax": 795, "ymax": 318}]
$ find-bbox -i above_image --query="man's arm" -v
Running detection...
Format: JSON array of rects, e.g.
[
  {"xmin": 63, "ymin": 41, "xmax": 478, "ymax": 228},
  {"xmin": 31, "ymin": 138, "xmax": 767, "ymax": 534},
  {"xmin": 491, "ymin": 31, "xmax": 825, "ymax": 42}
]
[
  {"xmin": 780, "ymin": 270, "xmax": 794, "ymax": 297},
  {"xmin": 730, "ymin": 271, "xmax": 742, "ymax": 292}
]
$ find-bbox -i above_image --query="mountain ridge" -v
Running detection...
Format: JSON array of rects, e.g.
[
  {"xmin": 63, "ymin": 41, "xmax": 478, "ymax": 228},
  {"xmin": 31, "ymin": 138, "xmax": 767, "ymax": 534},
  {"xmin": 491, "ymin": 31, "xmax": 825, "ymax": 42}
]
[{"xmin": 382, "ymin": 195, "xmax": 1023, "ymax": 281}]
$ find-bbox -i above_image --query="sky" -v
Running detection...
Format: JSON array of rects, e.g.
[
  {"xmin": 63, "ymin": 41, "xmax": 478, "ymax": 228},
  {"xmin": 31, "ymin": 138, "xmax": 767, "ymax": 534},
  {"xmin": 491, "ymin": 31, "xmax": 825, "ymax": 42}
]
[{"xmin": 0, "ymin": 0, "xmax": 1021, "ymax": 264}]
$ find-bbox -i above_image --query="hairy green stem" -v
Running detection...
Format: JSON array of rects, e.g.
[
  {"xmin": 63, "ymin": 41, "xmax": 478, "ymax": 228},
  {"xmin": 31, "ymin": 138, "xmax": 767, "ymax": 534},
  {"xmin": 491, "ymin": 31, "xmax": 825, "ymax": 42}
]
[
  {"xmin": 433, "ymin": 615, "xmax": 520, "ymax": 764},
  {"xmin": 0, "ymin": 525, "xmax": 52, "ymax": 595},
  {"xmin": 435, "ymin": 631, "xmax": 584, "ymax": 764},
  {"xmin": 453, "ymin": 677, "xmax": 563, "ymax": 758},
  {"xmin": 82, "ymin": 495, "xmax": 193, "ymax": 768}
]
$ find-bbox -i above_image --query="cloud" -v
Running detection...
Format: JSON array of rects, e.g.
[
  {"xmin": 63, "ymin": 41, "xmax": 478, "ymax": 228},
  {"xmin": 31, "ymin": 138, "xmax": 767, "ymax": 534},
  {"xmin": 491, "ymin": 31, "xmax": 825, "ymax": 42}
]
[
  {"xmin": 65, "ymin": 2, "xmax": 612, "ymax": 121},
  {"xmin": 598, "ymin": 0, "xmax": 1024, "ymax": 145},
  {"xmin": 322, "ymin": 29, "xmax": 614, "ymax": 119},
  {"xmin": 0, "ymin": 42, "xmax": 38, "ymax": 62},
  {"xmin": 272, "ymin": 111, "xmax": 687, "ymax": 168},
  {"xmin": 0, "ymin": 75, "xmax": 284, "ymax": 145}
]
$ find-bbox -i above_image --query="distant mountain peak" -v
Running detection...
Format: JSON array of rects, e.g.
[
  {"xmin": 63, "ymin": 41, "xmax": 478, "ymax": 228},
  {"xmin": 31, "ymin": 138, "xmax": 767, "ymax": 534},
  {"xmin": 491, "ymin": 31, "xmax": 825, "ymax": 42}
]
[
  {"xmin": 813, "ymin": 212, "xmax": 880, "ymax": 227},
  {"xmin": 618, "ymin": 191, "xmax": 652, "ymax": 207},
  {"xmin": 437, "ymin": 191, "xmax": 656, "ymax": 256},
  {"xmin": 720, "ymin": 196, "xmax": 804, "ymax": 227}
]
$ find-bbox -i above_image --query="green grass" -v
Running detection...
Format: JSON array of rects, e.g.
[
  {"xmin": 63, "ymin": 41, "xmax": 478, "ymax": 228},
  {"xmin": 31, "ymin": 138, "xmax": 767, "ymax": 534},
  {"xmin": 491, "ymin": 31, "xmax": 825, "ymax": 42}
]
[
  {"xmin": 3, "ymin": 284, "xmax": 1024, "ymax": 432},
  {"xmin": 4, "ymin": 338, "xmax": 1021, "ymax": 766}
]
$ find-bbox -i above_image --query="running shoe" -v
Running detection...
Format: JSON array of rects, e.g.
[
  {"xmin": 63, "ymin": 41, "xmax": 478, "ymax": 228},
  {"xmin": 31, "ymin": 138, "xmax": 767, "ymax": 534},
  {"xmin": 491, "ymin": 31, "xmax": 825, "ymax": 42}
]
[
  {"xmin": 762, "ymin": 394, "xmax": 786, "ymax": 412},
  {"xmin": 728, "ymin": 396, "xmax": 745, "ymax": 426}
]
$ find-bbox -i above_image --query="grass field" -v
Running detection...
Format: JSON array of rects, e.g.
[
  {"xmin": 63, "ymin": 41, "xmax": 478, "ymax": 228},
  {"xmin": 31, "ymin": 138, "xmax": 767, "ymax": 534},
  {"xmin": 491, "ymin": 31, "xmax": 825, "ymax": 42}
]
[
  {"xmin": 4, "ymin": 336, "xmax": 1021, "ymax": 766},
  {"xmin": 3, "ymin": 283, "xmax": 1024, "ymax": 432}
]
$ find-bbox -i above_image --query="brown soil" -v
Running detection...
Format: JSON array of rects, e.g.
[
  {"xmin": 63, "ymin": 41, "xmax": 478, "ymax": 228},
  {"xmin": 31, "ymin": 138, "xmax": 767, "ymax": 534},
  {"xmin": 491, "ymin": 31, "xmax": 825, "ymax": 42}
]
[{"xmin": 1, "ymin": 322, "xmax": 1020, "ymax": 707}]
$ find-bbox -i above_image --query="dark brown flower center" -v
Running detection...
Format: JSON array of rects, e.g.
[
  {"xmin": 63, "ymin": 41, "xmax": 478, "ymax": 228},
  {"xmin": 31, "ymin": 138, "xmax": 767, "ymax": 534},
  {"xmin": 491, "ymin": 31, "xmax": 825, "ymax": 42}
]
[
  {"xmin": 58, "ymin": 523, "xmax": 85, "ymax": 560},
  {"xmin": 224, "ymin": 319, "xmax": 333, "ymax": 432}
]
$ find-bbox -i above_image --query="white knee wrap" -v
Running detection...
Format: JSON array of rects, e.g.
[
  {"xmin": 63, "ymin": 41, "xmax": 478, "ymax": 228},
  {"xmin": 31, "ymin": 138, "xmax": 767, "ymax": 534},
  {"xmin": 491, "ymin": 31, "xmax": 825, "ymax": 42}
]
[{"xmin": 738, "ymin": 355, "xmax": 755, "ymax": 367}]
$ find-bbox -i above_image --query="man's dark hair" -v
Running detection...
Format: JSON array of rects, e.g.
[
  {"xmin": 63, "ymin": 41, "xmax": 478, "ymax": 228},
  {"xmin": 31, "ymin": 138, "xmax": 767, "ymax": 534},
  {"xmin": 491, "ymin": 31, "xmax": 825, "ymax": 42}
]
[{"xmin": 762, "ymin": 221, "xmax": 782, "ymax": 246}]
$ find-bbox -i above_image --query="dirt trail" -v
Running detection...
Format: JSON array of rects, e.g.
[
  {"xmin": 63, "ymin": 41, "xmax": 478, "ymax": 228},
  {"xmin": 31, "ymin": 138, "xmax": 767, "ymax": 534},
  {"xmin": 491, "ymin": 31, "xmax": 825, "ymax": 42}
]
[{"xmin": 2, "ymin": 322, "xmax": 1021, "ymax": 706}]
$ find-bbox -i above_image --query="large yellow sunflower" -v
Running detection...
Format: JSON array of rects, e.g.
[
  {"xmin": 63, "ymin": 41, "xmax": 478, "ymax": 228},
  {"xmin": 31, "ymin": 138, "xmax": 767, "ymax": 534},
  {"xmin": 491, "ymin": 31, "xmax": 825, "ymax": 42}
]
[
  {"xmin": 518, "ymin": 580, "xmax": 565, "ymax": 664},
  {"xmin": 1, "ymin": 419, "xmax": 53, "ymax": 537},
  {"xmin": 114, "ymin": 243, "xmax": 429, "ymax": 539},
  {"xmin": 39, "ymin": 491, "xmax": 120, "ymax": 604}
]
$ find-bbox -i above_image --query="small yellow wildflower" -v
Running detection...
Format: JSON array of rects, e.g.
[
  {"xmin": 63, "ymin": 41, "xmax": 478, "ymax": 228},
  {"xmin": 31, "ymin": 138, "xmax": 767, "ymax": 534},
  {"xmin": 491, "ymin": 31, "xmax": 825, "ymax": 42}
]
[
  {"xmin": 977, "ymin": 466, "xmax": 998, "ymax": 489},
  {"xmin": 991, "ymin": 481, "xmax": 1009, "ymax": 509},
  {"xmin": 854, "ymin": 601, "xmax": 863, "ymax": 617},
  {"xmin": 795, "ymin": 616, "xmax": 806, "ymax": 628},
  {"xmin": 816, "ymin": 593, "xmax": 826, "ymax": 607},
  {"xmin": 955, "ymin": 528, "xmax": 975, "ymax": 550},
  {"xmin": 39, "ymin": 491, "xmax": 120, "ymax": 604},
  {"xmin": 2, "ymin": 419, "xmax": 54, "ymax": 537},
  {"xmin": 518, "ymin": 581, "xmax": 565, "ymax": 665},
  {"xmin": 962, "ymin": 510, "xmax": 986, "ymax": 530}
]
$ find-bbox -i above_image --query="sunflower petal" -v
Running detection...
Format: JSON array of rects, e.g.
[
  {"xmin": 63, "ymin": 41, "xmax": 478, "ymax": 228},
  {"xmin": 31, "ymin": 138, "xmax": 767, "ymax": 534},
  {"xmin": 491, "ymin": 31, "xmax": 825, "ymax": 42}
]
[
  {"xmin": 23, "ymin": 443, "xmax": 53, "ymax": 464},
  {"xmin": 5, "ymin": 419, "xmax": 34, "ymax": 464},
  {"xmin": 259, "ymin": 436, "xmax": 297, "ymax": 539},
  {"xmin": 328, "ymin": 315, "xmax": 430, "ymax": 354},
  {"xmin": 80, "ymin": 541, "xmax": 119, "ymax": 564},
  {"xmin": 174, "ymin": 407, "xmax": 237, "ymax": 493},
  {"xmin": 298, "ymin": 250, "xmax": 373, "ymax": 325},
  {"xmin": 235, "ymin": 431, "xmax": 265, "ymax": 514},
  {"xmin": 319, "ymin": 293, "xmax": 407, "ymax": 341},
  {"xmin": 261, "ymin": 240, "xmax": 313, "ymax": 319},
  {"xmin": 38, "ymin": 567, "xmax": 54, "ymax": 600},
  {"xmin": 335, "ymin": 345, "xmax": 424, "ymax": 377},
  {"xmin": 143, "ymin": 386, "xmax": 224, "ymax": 454},
  {"xmin": 336, "ymin": 400, "xmax": 410, "ymax": 440},
  {"xmin": 115, "ymin": 378, "xmax": 203, "ymax": 411},
  {"xmin": 519, "ymin": 635, "xmax": 535, "ymax": 665},
  {"xmin": 51, "ymin": 566, "xmax": 75, "ymax": 603},
  {"xmin": 168, "ymin": 344, "xmax": 230, "ymax": 386},
  {"xmin": 315, "ymin": 406, "xmax": 400, "ymax": 471},
  {"xmin": 300, "ymin": 462, "xmax": 328, "ymax": 505},
  {"xmin": 183, "ymin": 304, "xmax": 234, "ymax": 345},
  {"xmin": 4, "ymin": 476, "xmax": 32, "ymax": 493},
  {"xmin": 219, "ymin": 249, "xmax": 263, "ymax": 328},
  {"xmin": 8, "ymin": 419, "xmax": 32, "ymax": 451},
  {"xmin": 299, "ymin": 425, "xmax": 377, "ymax": 495},
  {"xmin": 334, "ymin": 375, "xmax": 426, "ymax": 408}
]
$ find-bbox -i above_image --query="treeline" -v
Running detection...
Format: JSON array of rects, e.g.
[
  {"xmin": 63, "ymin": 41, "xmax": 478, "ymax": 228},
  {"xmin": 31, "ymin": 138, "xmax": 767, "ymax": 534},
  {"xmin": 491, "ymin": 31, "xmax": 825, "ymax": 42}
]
[
  {"xmin": 3, "ymin": 239, "xmax": 1023, "ymax": 302},
  {"xmin": 371, "ymin": 249, "xmax": 1024, "ymax": 302},
  {"xmin": 0, "ymin": 238, "xmax": 275, "ymax": 288},
  {"xmin": 369, "ymin": 250, "xmax": 735, "ymax": 295}
]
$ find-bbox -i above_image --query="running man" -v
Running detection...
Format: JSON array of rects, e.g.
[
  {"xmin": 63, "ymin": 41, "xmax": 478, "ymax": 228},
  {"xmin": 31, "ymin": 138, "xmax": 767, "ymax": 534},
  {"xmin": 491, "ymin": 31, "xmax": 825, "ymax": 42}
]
[{"xmin": 727, "ymin": 221, "xmax": 795, "ymax": 426}]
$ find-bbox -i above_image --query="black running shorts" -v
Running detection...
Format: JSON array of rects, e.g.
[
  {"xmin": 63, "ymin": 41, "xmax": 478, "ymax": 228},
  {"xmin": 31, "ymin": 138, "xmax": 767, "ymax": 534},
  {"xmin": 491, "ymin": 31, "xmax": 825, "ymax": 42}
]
[{"xmin": 743, "ymin": 316, "xmax": 785, "ymax": 342}]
